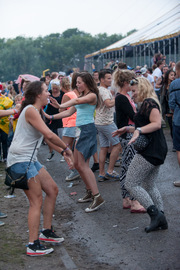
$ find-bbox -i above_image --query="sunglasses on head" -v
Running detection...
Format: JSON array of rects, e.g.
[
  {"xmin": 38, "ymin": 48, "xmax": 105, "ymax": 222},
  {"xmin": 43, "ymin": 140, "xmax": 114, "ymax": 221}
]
[{"xmin": 130, "ymin": 77, "xmax": 138, "ymax": 86}]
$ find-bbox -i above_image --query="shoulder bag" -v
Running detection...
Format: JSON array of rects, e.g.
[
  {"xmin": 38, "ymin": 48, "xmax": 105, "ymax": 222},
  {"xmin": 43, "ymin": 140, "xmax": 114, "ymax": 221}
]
[{"xmin": 4, "ymin": 141, "xmax": 38, "ymax": 190}]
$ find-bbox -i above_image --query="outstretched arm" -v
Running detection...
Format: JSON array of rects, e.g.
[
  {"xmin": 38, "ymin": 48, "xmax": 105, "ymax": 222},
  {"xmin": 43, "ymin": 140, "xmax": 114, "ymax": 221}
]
[{"xmin": 43, "ymin": 106, "xmax": 76, "ymax": 120}]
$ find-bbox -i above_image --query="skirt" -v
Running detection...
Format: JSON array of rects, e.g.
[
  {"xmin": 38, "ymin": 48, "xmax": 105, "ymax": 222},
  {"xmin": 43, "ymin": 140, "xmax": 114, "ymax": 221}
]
[{"xmin": 76, "ymin": 123, "xmax": 97, "ymax": 161}]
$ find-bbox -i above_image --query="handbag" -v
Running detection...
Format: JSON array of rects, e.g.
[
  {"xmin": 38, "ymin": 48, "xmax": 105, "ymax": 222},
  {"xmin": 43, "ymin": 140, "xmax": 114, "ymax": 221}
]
[
  {"xmin": 4, "ymin": 142, "xmax": 38, "ymax": 190},
  {"xmin": 133, "ymin": 134, "xmax": 150, "ymax": 152}
]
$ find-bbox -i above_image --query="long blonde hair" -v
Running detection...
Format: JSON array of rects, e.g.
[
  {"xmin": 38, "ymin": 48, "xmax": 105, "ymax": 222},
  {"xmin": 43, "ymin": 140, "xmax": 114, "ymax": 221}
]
[{"xmin": 137, "ymin": 77, "xmax": 161, "ymax": 112}]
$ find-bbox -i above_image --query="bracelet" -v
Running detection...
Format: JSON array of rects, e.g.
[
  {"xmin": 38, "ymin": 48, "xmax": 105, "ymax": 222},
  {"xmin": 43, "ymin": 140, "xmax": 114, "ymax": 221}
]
[
  {"xmin": 61, "ymin": 146, "xmax": 70, "ymax": 156},
  {"xmin": 13, "ymin": 109, "xmax": 18, "ymax": 114},
  {"xmin": 50, "ymin": 115, "xmax": 54, "ymax": 120}
]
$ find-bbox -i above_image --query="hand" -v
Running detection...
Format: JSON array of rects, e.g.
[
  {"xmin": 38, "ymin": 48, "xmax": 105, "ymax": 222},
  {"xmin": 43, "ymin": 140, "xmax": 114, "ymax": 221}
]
[
  {"xmin": 14, "ymin": 103, "xmax": 21, "ymax": 112},
  {"xmin": 112, "ymin": 127, "xmax": 127, "ymax": 137},
  {"xmin": 50, "ymin": 97, "xmax": 60, "ymax": 109},
  {"xmin": 63, "ymin": 149, "xmax": 74, "ymax": 169},
  {"xmin": 128, "ymin": 129, "xmax": 140, "ymax": 145},
  {"xmin": 42, "ymin": 111, "xmax": 51, "ymax": 120}
]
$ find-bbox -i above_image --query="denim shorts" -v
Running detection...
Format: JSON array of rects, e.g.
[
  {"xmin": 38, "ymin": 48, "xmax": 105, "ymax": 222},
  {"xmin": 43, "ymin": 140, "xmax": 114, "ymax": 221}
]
[
  {"xmin": 62, "ymin": 127, "xmax": 76, "ymax": 138},
  {"xmin": 10, "ymin": 160, "xmax": 44, "ymax": 180}
]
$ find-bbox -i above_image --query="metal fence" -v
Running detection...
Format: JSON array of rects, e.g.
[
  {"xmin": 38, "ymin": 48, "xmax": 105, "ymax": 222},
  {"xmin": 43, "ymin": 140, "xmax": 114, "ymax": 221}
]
[{"xmin": 84, "ymin": 35, "xmax": 180, "ymax": 72}]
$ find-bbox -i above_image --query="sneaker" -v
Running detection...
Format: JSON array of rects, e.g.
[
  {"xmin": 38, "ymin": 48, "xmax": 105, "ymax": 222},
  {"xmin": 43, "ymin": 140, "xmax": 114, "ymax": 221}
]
[
  {"xmin": 105, "ymin": 170, "xmax": 120, "ymax": 180},
  {"xmin": 0, "ymin": 212, "xmax": 7, "ymax": 218},
  {"xmin": 39, "ymin": 228, "xmax": 64, "ymax": 243},
  {"xmin": 98, "ymin": 175, "xmax": 109, "ymax": 182},
  {"xmin": 91, "ymin": 163, "xmax": 99, "ymax": 172},
  {"xmin": 78, "ymin": 190, "xmax": 93, "ymax": 203},
  {"xmin": 27, "ymin": 239, "xmax": 54, "ymax": 256},
  {"xmin": 173, "ymin": 181, "xmax": 180, "ymax": 187},
  {"xmin": 46, "ymin": 151, "xmax": 55, "ymax": 161},
  {"xmin": 85, "ymin": 194, "xmax": 105, "ymax": 213},
  {"xmin": 0, "ymin": 221, "xmax": 5, "ymax": 226},
  {"xmin": 105, "ymin": 157, "xmax": 110, "ymax": 164},
  {"xmin": 65, "ymin": 170, "xmax": 80, "ymax": 181},
  {"xmin": 114, "ymin": 159, "xmax": 121, "ymax": 167},
  {"xmin": 60, "ymin": 156, "xmax": 65, "ymax": 162}
]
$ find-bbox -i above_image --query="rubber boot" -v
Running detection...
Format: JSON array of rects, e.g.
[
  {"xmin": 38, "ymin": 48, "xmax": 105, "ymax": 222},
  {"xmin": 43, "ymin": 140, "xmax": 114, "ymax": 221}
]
[{"xmin": 145, "ymin": 205, "xmax": 168, "ymax": 233}]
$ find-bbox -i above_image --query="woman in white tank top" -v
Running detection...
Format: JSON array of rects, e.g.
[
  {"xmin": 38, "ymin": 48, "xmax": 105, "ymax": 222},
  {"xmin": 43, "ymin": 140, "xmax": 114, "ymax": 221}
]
[{"xmin": 7, "ymin": 81, "xmax": 73, "ymax": 256}]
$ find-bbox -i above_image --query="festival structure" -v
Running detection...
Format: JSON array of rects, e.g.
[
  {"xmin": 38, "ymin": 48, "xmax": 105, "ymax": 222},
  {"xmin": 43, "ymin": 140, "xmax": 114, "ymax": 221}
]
[{"xmin": 84, "ymin": 5, "xmax": 180, "ymax": 71}]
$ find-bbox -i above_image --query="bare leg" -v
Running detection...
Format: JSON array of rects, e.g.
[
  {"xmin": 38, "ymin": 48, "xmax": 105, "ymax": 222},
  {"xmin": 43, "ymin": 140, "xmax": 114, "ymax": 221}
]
[
  {"xmin": 62, "ymin": 136, "xmax": 74, "ymax": 150},
  {"xmin": 74, "ymin": 149, "xmax": 99, "ymax": 195},
  {"xmin": 99, "ymin": 147, "xmax": 108, "ymax": 176},
  {"xmin": 177, "ymin": 151, "xmax": 180, "ymax": 166},
  {"xmin": 108, "ymin": 143, "xmax": 121, "ymax": 174},
  {"xmin": 38, "ymin": 168, "xmax": 58, "ymax": 229},
  {"xmin": 24, "ymin": 177, "xmax": 43, "ymax": 242},
  {"xmin": 93, "ymin": 152, "xmax": 99, "ymax": 163}
]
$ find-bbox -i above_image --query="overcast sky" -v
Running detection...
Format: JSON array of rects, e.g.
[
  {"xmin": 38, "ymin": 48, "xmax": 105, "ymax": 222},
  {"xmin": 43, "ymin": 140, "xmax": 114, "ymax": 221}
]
[{"xmin": 0, "ymin": 0, "xmax": 179, "ymax": 39}]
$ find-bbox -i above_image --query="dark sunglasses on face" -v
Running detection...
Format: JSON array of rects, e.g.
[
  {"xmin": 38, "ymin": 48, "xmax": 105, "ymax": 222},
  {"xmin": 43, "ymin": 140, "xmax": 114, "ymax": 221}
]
[{"xmin": 130, "ymin": 77, "xmax": 138, "ymax": 86}]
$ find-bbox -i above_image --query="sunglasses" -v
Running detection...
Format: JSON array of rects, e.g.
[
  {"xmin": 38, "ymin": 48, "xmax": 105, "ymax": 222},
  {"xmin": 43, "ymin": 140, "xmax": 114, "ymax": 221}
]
[{"xmin": 130, "ymin": 77, "xmax": 138, "ymax": 86}]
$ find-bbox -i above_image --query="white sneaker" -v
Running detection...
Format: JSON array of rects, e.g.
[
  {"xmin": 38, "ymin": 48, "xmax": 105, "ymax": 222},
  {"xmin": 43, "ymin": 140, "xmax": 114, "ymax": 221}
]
[
  {"xmin": 65, "ymin": 170, "xmax": 80, "ymax": 181},
  {"xmin": 60, "ymin": 156, "xmax": 65, "ymax": 162}
]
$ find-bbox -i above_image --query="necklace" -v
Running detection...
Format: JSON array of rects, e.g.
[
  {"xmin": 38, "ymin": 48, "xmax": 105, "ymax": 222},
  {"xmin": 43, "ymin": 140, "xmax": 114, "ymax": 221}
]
[{"xmin": 84, "ymin": 91, "xmax": 91, "ymax": 96}]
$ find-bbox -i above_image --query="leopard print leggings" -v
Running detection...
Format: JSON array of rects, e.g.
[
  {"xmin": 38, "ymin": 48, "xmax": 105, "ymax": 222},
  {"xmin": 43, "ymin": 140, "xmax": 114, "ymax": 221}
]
[{"xmin": 125, "ymin": 154, "xmax": 164, "ymax": 211}]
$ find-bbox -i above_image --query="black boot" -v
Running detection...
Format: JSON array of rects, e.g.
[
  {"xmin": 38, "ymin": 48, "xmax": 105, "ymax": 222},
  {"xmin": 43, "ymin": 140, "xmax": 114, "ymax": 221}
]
[{"xmin": 145, "ymin": 205, "xmax": 168, "ymax": 233}]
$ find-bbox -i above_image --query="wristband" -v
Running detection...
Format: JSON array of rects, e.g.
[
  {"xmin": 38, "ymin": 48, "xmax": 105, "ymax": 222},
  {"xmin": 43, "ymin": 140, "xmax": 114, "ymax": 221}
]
[
  {"xmin": 61, "ymin": 146, "xmax": 70, "ymax": 156},
  {"xmin": 13, "ymin": 109, "xmax": 18, "ymax": 114},
  {"xmin": 49, "ymin": 115, "xmax": 54, "ymax": 124},
  {"xmin": 126, "ymin": 126, "xmax": 130, "ymax": 132}
]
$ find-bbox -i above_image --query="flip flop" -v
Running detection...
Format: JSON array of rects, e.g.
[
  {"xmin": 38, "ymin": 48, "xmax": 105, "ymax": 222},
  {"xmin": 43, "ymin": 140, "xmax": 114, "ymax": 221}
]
[
  {"xmin": 131, "ymin": 208, "xmax": 146, "ymax": 213},
  {"xmin": 123, "ymin": 205, "xmax": 131, "ymax": 209}
]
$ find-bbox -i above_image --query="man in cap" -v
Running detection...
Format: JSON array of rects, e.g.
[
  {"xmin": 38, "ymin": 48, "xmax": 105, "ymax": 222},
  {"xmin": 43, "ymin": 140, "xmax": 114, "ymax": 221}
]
[{"xmin": 140, "ymin": 67, "xmax": 154, "ymax": 86}]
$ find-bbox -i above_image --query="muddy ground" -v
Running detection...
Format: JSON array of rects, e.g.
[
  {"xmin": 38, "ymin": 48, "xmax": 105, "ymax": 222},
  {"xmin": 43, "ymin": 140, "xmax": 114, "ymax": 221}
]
[{"xmin": 0, "ymin": 128, "xmax": 180, "ymax": 270}]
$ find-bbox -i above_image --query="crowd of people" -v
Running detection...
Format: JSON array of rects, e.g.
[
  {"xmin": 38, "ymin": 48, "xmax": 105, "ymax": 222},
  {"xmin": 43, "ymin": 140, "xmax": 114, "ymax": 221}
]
[{"xmin": 0, "ymin": 56, "xmax": 179, "ymax": 256}]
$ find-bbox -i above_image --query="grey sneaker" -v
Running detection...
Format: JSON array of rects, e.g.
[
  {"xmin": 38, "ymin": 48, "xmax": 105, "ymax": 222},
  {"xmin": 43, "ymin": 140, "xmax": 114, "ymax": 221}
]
[
  {"xmin": 114, "ymin": 159, "xmax": 121, "ymax": 167},
  {"xmin": 0, "ymin": 212, "xmax": 7, "ymax": 218},
  {"xmin": 0, "ymin": 221, "xmax": 5, "ymax": 226},
  {"xmin": 78, "ymin": 190, "xmax": 93, "ymax": 203},
  {"xmin": 105, "ymin": 170, "xmax": 120, "ymax": 180},
  {"xmin": 65, "ymin": 170, "xmax": 80, "ymax": 181},
  {"xmin": 85, "ymin": 194, "xmax": 105, "ymax": 213}
]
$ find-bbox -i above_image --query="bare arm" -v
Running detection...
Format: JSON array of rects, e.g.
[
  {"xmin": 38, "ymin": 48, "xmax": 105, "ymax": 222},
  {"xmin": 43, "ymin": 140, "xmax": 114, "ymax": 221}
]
[
  {"xmin": 60, "ymin": 95, "xmax": 70, "ymax": 112},
  {"xmin": 0, "ymin": 104, "xmax": 20, "ymax": 117},
  {"xmin": 128, "ymin": 108, "xmax": 161, "ymax": 144},
  {"xmin": 104, "ymin": 98, "xmax": 115, "ymax": 108},
  {"xmin": 59, "ymin": 93, "xmax": 97, "ymax": 109},
  {"xmin": 43, "ymin": 106, "xmax": 76, "ymax": 120},
  {"xmin": 25, "ymin": 107, "xmax": 73, "ymax": 155}
]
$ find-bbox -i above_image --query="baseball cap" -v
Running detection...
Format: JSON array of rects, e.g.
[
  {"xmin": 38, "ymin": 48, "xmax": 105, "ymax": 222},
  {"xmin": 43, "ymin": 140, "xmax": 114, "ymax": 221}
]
[{"xmin": 140, "ymin": 67, "xmax": 147, "ymax": 75}]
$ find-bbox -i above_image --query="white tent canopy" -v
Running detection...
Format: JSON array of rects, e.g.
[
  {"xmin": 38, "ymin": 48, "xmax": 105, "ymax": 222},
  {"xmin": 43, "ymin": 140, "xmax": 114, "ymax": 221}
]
[{"xmin": 85, "ymin": 4, "xmax": 180, "ymax": 58}]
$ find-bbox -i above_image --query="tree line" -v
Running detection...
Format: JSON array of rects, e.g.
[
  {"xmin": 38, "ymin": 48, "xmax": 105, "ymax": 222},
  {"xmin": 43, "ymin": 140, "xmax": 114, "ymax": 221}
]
[{"xmin": 0, "ymin": 28, "xmax": 136, "ymax": 81}]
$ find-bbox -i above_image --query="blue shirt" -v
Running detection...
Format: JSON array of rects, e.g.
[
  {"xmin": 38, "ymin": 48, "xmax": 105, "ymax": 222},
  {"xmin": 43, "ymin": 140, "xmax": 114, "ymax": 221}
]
[
  {"xmin": 75, "ymin": 103, "xmax": 96, "ymax": 127},
  {"xmin": 169, "ymin": 78, "xmax": 180, "ymax": 126}
]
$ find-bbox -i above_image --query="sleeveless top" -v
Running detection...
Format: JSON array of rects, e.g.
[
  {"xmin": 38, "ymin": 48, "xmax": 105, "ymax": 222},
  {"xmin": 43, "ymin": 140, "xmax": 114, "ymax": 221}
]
[
  {"xmin": 62, "ymin": 91, "xmax": 77, "ymax": 127},
  {"xmin": 75, "ymin": 103, "xmax": 96, "ymax": 127},
  {"xmin": 7, "ymin": 105, "xmax": 43, "ymax": 167}
]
